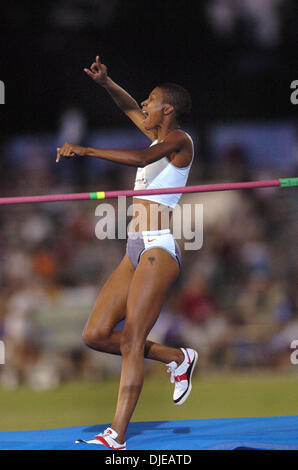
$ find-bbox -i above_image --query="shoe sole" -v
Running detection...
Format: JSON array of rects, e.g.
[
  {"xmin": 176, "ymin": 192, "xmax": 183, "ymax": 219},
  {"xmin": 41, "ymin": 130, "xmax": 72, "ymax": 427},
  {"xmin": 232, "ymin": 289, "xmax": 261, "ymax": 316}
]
[
  {"xmin": 75, "ymin": 438, "xmax": 126, "ymax": 450},
  {"xmin": 174, "ymin": 350, "xmax": 198, "ymax": 406}
]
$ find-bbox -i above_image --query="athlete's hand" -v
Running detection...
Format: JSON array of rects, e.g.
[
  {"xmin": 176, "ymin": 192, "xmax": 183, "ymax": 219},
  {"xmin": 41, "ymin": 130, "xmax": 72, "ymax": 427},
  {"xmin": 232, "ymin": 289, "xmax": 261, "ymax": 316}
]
[
  {"xmin": 84, "ymin": 56, "xmax": 108, "ymax": 86},
  {"xmin": 56, "ymin": 142, "xmax": 86, "ymax": 163}
]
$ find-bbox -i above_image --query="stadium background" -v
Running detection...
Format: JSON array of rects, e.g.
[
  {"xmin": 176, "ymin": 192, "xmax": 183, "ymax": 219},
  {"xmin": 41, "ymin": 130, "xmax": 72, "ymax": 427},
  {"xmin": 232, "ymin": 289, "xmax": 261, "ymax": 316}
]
[{"xmin": 0, "ymin": 0, "xmax": 297, "ymax": 430}]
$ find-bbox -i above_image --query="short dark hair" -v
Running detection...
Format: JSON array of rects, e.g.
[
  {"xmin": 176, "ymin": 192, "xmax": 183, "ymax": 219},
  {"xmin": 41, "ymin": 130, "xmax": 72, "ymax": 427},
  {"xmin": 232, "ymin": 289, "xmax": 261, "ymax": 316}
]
[{"xmin": 157, "ymin": 82, "xmax": 192, "ymax": 122}]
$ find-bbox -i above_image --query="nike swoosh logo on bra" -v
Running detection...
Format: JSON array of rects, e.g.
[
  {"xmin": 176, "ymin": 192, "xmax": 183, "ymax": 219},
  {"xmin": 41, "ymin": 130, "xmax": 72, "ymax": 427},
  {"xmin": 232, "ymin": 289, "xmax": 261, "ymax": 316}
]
[{"xmin": 148, "ymin": 239, "xmax": 156, "ymax": 242}]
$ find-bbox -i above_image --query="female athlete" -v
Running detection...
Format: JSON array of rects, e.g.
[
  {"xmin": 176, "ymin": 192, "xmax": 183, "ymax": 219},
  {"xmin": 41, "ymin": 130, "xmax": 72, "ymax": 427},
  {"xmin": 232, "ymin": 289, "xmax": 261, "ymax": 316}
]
[{"xmin": 57, "ymin": 56, "xmax": 198, "ymax": 450}]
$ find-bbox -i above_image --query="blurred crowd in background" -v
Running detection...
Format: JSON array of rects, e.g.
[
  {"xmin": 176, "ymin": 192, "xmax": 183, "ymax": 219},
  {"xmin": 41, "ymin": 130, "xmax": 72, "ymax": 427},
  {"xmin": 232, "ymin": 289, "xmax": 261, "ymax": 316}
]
[
  {"xmin": 0, "ymin": 0, "xmax": 297, "ymax": 389},
  {"xmin": 0, "ymin": 117, "xmax": 297, "ymax": 390}
]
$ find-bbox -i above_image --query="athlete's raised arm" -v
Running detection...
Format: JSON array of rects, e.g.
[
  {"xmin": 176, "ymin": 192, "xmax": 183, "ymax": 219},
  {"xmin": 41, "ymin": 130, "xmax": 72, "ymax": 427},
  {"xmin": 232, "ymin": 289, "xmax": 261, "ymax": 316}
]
[{"xmin": 84, "ymin": 56, "xmax": 157, "ymax": 142}]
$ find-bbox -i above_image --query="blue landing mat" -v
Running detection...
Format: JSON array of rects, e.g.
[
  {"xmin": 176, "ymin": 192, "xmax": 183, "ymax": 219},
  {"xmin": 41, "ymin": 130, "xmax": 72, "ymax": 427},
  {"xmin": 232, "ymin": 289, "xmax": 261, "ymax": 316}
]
[{"xmin": 0, "ymin": 416, "xmax": 297, "ymax": 450}]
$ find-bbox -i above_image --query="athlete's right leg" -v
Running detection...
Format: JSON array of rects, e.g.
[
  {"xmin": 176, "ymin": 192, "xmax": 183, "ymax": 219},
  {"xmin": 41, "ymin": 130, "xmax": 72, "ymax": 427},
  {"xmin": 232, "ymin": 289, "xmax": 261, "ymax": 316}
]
[
  {"xmin": 82, "ymin": 254, "xmax": 184, "ymax": 365},
  {"xmin": 82, "ymin": 254, "xmax": 133, "ymax": 354}
]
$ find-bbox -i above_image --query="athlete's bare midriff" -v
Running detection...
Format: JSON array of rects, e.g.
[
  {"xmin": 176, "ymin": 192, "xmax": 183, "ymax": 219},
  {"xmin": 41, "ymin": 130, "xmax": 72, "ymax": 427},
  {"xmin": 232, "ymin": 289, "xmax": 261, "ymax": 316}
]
[{"xmin": 129, "ymin": 198, "xmax": 173, "ymax": 232}]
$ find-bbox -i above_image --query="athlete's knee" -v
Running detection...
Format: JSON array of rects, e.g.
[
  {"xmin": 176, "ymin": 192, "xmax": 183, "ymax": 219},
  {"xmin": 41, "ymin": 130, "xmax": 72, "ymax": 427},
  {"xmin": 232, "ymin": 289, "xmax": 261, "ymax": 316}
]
[
  {"xmin": 82, "ymin": 328, "xmax": 98, "ymax": 349},
  {"xmin": 120, "ymin": 326, "xmax": 145, "ymax": 357},
  {"xmin": 82, "ymin": 327, "xmax": 109, "ymax": 351}
]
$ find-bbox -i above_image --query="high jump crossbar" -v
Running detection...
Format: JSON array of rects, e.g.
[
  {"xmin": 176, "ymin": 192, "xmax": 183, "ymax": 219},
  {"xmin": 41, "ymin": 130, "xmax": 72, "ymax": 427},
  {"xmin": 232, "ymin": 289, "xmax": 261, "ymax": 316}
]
[{"xmin": 0, "ymin": 177, "xmax": 297, "ymax": 206}]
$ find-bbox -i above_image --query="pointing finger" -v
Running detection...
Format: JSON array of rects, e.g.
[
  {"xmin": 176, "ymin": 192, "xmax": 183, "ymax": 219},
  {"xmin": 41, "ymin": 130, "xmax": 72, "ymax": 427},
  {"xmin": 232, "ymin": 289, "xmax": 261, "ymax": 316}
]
[{"xmin": 96, "ymin": 56, "xmax": 101, "ymax": 67}]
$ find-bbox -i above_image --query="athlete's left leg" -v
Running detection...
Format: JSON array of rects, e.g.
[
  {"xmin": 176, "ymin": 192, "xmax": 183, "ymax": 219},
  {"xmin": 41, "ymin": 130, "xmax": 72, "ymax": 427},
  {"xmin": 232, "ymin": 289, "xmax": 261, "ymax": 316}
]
[{"xmin": 110, "ymin": 247, "xmax": 180, "ymax": 444}]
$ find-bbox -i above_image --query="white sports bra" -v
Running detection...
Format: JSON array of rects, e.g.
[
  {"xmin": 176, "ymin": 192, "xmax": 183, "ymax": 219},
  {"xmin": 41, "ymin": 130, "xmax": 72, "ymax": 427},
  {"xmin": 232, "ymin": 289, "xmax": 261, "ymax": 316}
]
[{"xmin": 133, "ymin": 133, "xmax": 194, "ymax": 208}]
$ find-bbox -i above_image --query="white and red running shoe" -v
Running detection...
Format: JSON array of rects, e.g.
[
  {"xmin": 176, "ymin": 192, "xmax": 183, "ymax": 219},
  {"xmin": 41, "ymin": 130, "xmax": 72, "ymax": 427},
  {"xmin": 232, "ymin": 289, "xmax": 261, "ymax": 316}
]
[
  {"xmin": 166, "ymin": 348, "xmax": 198, "ymax": 406},
  {"xmin": 75, "ymin": 427, "xmax": 126, "ymax": 450}
]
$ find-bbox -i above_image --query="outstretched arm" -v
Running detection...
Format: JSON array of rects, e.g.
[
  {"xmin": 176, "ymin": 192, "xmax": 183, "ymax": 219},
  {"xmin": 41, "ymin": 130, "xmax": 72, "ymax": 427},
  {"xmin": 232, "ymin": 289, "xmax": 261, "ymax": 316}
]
[
  {"xmin": 56, "ymin": 130, "xmax": 191, "ymax": 168},
  {"xmin": 84, "ymin": 56, "xmax": 156, "ymax": 141}
]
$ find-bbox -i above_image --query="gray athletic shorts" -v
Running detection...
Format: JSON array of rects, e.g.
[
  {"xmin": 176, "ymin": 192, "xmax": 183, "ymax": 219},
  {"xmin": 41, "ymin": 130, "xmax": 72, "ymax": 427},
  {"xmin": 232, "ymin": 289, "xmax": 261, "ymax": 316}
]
[{"xmin": 126, "ymin": 229, "xmax": 181, "ymax": 269}]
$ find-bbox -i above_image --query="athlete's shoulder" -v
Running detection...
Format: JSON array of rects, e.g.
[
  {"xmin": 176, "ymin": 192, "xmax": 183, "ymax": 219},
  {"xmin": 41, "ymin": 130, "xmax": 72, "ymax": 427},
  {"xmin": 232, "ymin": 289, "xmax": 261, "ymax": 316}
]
[
  {"xmin": 165, "ymin": 129, "xmax": 192, "ymax": 146},
  {"xmin": 164, "ymin": 129, "xmax": 193, "ymax": 167},
  {"xmin": 179, "ymin": 129, "xmax": 194, "ymax": 146}
]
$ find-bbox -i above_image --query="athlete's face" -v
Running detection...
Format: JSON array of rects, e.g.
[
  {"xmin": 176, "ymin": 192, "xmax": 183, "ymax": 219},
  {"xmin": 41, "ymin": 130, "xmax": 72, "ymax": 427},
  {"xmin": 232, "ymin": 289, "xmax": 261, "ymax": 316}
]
[{"xmin": 141, "ymin": 87, "xmax": 165, "ymax": 130}]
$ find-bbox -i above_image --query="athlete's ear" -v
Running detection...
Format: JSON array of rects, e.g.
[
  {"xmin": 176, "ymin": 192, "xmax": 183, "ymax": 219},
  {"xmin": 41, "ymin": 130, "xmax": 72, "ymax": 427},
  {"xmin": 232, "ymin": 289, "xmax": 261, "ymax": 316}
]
[{"xmin": 163, "ymin": 103, "xmax": 174, "ymax": 116}]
